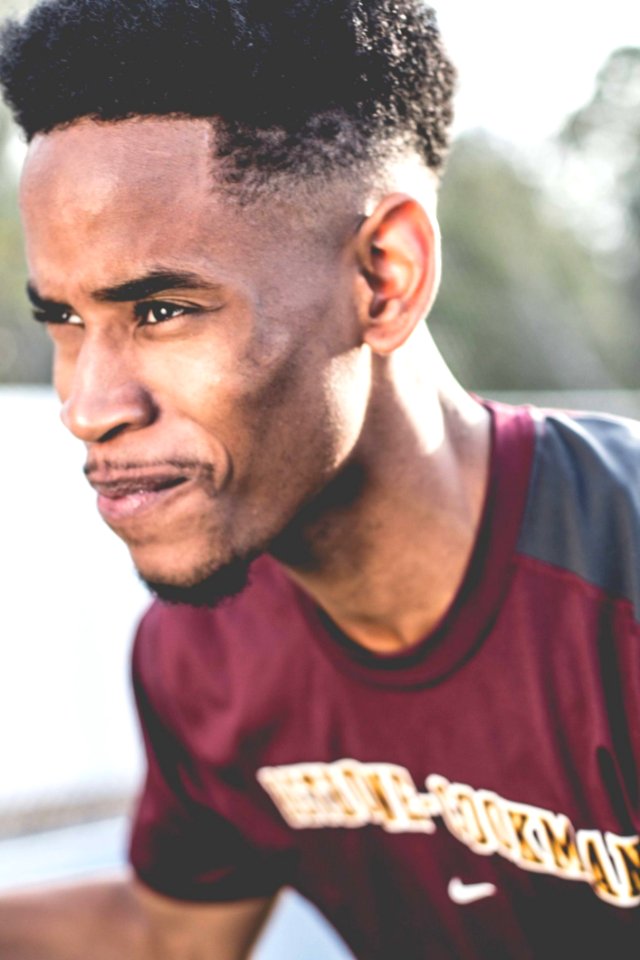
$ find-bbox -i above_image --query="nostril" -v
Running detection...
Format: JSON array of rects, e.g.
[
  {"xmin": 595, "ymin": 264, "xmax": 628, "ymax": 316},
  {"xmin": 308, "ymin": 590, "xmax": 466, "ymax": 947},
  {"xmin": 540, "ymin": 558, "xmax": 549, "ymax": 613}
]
[{"xmin": 99, "ymin": 422, "xmax": 135, "ymax": 444}]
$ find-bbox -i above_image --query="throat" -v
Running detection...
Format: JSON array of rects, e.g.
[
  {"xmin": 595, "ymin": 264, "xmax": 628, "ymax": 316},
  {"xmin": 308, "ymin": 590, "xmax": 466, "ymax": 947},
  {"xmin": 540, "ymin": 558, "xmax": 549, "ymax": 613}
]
[
  {"xmin": 276, "ymin": 471, "xmax": 489, "ymax": 655},
  {"xmin": 284, "ymin": 522, "xmax": 479, "ymax": 655},
  {"xmin": 273, "ymin": 400, "xmax": 492, "ymax": 656}
]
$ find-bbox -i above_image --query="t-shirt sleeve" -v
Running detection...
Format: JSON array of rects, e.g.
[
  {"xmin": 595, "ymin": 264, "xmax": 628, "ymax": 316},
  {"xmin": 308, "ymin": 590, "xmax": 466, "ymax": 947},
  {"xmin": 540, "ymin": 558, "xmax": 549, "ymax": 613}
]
[{"xmin": 128, "ymin": 609, "xmax": 290, "ymax": 903}]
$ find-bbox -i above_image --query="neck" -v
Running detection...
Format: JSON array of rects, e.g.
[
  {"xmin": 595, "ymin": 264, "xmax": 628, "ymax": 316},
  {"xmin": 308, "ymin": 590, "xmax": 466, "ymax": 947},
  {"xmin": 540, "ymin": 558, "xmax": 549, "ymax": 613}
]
[{"xmin": 270, "ymin": 333, "xmax": 491, "ymax": 654}]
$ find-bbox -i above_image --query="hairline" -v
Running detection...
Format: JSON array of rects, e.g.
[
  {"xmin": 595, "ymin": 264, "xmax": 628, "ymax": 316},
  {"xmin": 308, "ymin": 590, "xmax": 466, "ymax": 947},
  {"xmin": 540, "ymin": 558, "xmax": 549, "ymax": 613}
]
[{"xmin": 29, "ymin": 111, "xmax": 439, "ymax": 218}]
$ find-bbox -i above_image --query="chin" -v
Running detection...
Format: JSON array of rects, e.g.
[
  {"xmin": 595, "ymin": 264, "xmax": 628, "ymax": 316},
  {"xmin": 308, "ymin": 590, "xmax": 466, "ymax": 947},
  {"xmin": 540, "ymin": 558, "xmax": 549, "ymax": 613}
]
[{"xmin": 137, "ymin": 551, "xmax": 260, "ymax": 608}]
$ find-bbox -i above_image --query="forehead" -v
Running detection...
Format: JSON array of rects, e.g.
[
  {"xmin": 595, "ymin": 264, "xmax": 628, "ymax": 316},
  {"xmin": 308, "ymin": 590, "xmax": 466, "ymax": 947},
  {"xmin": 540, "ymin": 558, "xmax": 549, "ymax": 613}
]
[
  {"xmin": 21, "ymin": 119, "xmax": 220, "ymax": 259},
  {"xmin": 19, "ymin": 117, "xmax": 262, "ymax": 295},
  {"xmin": 21, "ymin": 116, "xmax": 217, "ymax": 213},
  {"xmin": 19, "ymin": 116, "xmax": 360, "ymax": 307}
]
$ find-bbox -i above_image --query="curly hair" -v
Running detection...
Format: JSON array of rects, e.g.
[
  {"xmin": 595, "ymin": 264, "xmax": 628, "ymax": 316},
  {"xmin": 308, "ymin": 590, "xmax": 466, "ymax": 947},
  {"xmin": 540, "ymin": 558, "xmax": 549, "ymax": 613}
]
[{"xmin": 0, "ymin": 0, "xmax": 456, "ymax": 190}]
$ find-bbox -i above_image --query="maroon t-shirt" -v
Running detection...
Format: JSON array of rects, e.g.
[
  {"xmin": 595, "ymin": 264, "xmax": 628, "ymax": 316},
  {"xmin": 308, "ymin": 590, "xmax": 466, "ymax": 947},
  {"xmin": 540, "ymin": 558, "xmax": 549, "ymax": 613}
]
[{"xmin": 129, "ymin": 402, "xmax": 640, "ymax": 958}]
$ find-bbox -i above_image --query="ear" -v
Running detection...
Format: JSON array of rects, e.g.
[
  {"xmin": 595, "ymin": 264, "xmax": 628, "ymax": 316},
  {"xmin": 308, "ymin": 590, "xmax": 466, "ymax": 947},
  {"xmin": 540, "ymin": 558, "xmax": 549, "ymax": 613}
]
[{"xmin": 354, "ymin": 193, "xmax": 440, "ymax": 355}]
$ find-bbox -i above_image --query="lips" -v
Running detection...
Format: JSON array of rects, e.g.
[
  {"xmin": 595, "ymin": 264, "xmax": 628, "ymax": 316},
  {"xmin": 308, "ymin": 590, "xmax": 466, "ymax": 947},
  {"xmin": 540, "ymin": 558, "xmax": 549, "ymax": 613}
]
[
  {"xmin": 91, "ymin": 474, "xmax": 188, "ymax": 499},
  {"xmin": 88, "ymin": 470, "xmax": 192, "ymax": 524}
]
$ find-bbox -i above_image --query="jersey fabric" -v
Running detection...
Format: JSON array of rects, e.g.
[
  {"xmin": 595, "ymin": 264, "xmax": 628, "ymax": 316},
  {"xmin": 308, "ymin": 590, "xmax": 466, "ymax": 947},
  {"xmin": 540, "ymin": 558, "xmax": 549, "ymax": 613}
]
[{"xmin": 129, "ymin": 401, "xmax": 640, "ymax": 959}]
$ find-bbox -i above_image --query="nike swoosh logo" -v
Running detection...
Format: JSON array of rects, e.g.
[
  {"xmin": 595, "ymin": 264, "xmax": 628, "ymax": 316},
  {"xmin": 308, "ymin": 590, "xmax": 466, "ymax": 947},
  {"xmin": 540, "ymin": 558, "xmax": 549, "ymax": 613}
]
[{"xmin": 448, "ymin": 877, "xmax": 497, "ymax": 905}]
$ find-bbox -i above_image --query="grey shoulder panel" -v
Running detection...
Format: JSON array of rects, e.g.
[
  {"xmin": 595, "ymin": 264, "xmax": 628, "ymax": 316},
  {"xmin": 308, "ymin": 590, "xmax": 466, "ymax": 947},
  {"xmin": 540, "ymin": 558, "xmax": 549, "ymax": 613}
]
[{"xmin": 518, "ymin": 410, "xmax": 640, "ymax": 618}]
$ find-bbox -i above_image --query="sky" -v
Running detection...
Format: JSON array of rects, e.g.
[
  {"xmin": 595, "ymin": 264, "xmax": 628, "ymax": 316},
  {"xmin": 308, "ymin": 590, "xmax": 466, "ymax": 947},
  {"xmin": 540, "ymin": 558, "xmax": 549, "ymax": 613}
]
[{"xmin": 435, "ymin": 0, "xmax": 640, "ymax": 147}]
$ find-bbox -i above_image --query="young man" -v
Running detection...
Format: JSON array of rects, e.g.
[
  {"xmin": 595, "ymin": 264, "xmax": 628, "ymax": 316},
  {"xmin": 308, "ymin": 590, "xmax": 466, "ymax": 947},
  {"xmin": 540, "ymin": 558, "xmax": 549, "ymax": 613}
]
[{"xmin": 1, "ymin": 1, "xmax": 640, "ymax": 957}]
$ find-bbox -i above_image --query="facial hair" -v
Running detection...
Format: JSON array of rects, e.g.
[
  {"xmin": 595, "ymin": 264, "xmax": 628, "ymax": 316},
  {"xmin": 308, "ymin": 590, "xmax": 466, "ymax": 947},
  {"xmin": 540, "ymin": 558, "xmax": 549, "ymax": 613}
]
[
  {"xmin": 138, "ymin": 459, "xmax": 366, "ymax": 607},
  {"xmin": 139, "ymin": 551, "xmax": 258, "ymax": 608}
]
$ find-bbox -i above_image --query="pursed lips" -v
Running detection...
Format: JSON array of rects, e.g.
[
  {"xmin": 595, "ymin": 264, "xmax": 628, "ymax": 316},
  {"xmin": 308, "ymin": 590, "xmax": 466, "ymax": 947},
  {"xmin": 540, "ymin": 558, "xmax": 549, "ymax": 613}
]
[
  {"xmin": 86, "ymin": 468, "xmax": 196, "ymax": 524},
  {"xmin": 88, "ymin": 472, "xmax": 189, "ymax": 499}
]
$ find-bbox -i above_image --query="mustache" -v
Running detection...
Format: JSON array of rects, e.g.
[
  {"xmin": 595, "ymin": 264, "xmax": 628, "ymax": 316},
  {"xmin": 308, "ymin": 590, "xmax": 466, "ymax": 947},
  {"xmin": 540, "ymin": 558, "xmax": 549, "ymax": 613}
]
[
  {"xmin": 83, "ymin": 458, "xmax": 219, "ymax": 497},
  {"xmin": 84, "ymin": 457, "xmax": 216, "ymax": 480}
]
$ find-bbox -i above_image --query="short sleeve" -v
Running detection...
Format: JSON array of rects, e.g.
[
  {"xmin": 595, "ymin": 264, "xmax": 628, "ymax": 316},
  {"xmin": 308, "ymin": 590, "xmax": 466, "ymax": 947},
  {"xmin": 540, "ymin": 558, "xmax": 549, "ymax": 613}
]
[{"xmin": 128, "ymin": 609, "xmax": 291, "ymax": 902}]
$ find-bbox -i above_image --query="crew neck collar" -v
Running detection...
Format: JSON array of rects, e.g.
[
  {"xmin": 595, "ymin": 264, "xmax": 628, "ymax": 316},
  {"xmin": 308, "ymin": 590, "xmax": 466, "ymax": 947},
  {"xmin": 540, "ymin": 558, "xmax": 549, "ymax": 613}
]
[{"xmin": 288, "ymin": 401, "xmax": 536, "ymax": 689}]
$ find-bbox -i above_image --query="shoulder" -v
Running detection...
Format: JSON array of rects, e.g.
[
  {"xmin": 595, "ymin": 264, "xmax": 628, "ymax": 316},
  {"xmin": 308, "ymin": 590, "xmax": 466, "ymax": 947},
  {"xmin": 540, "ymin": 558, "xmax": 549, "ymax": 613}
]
[{"xmin": 518, "ymin": 408, "xmax": 640, "ymax": 618}]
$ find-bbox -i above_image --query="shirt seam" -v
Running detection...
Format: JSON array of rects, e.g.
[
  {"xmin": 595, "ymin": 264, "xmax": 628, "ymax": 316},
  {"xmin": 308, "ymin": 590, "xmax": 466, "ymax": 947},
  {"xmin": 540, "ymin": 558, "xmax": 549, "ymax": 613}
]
[{"xmin": 514, "ymin": 551, "xmax": 640, "ymax": 633}]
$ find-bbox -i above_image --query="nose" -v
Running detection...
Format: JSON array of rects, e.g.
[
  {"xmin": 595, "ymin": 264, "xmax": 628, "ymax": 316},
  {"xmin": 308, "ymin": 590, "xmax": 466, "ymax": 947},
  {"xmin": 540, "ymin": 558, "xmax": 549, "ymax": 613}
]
[{"xmin": 60, "ymin": 336, "xmax": 157, "ymax": 443}]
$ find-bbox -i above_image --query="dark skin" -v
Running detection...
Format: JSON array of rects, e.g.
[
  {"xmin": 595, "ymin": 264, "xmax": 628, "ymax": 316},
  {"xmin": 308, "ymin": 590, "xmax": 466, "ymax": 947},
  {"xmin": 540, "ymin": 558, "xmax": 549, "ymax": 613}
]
[
  {"xmin": 20, "ymin": 116, "xmax": 490, "ymax": 654},
  {"xmin": 2, "ymin": 113, "xmax": 492, "ymax": 960}
]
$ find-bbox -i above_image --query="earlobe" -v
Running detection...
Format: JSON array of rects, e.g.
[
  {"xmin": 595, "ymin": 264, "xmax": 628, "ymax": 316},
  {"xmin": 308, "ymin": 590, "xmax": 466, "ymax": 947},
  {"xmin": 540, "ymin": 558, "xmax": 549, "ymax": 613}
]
[{"xmin": 356, "ymin": 193, "xmax": 440, "ymax": 355}]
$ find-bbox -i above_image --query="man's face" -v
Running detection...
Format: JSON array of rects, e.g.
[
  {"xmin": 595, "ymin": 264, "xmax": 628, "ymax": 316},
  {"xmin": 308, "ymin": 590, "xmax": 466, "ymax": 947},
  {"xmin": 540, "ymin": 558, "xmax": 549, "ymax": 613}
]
[{"xmin": 20, "ymin": 117, "xmax": 370, "ymax": 601}]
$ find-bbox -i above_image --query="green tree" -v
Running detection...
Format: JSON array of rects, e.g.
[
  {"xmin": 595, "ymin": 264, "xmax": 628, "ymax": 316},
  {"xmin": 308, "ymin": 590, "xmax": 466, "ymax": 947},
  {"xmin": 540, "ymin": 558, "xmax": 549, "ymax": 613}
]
[
  {"xmin": 0, "ymin": 100, "xmax": 52, "ymax": 383},
  {"xmin": 560, "ymin": 47, "xmax": 640, "ymax": 314},
  {"xmin": 432, "ymin": 132, "xmax": 635, "ymax": 390}
]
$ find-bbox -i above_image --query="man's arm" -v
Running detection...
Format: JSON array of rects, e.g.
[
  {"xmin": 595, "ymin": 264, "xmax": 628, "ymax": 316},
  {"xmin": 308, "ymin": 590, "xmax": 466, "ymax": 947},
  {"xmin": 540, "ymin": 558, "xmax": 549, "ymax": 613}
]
[{"xmin": 0, "ymin": 869, "xmax": 273, "ymax": 960}]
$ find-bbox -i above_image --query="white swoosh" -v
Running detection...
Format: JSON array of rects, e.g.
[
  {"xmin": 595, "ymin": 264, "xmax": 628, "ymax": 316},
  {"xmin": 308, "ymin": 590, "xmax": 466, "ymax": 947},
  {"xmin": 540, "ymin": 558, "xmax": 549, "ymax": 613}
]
[{"xmin": 448, "ymin": 877, "xmax": 497, "ymax": 905}]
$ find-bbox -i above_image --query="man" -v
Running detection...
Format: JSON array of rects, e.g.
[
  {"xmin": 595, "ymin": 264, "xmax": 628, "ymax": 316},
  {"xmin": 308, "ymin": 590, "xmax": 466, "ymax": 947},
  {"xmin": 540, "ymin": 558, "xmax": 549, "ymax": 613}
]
[{"xmin": 1, "ymin": 0, "xmax": 640, "ymax": 957}]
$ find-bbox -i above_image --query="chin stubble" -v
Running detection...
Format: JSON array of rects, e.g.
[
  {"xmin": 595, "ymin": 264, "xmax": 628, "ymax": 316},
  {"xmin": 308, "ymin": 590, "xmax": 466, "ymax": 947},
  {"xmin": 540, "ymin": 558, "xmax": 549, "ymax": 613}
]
[
  {"xmin": 138, "ymin": 551, "xmax": 260, "ymax": 608},
  {"xmin": 137, "ymin": 458, "xmax": 367, "ymax": 608}
]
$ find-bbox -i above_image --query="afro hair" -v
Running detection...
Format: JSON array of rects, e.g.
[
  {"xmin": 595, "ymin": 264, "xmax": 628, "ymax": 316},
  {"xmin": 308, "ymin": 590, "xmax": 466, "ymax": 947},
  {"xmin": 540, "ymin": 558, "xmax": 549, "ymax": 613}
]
[{"xmin": 0, "ymin": 0, "xmax": 457, "ymax": 186}]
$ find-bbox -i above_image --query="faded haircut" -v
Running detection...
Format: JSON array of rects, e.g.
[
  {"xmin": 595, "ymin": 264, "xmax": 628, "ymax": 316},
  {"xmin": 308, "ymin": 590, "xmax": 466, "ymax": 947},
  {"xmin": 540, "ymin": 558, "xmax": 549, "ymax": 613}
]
[{"xmin": 0, "ymin": 0, "xmax": 456, "ymax": 195}]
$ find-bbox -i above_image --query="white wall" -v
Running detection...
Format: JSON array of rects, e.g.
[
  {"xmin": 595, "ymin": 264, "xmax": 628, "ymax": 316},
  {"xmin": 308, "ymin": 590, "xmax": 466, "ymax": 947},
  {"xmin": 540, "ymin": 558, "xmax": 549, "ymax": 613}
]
[{"xmin": 0, "ymin": 386, "xmax": 148, "ymax": 807}]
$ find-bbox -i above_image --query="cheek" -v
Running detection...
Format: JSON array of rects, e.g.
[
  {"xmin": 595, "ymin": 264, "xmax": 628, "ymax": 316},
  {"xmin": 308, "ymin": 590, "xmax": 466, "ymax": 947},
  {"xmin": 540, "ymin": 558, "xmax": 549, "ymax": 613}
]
[
  {"xmin": 228, "ymin": 340, "xmax": 371, "ymax": 492},
  {"xmin": 154, "ymin": 320, "xmax": 296, "ymax": 422},
  {"xmin": 321, "ymin": 346, "xmax": 372, "ymax": 458},
  {"xmin": 147, "ymin": 294, "xmax": 296, "ymax": 412},
  {"xmin": 145, "ymin": 287, "xmax": 367, "ymax": 478}
]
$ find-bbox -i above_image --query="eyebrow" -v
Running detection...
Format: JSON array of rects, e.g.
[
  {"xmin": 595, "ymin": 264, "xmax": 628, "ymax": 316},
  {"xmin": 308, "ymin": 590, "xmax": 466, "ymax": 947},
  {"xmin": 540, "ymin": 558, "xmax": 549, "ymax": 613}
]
[
  {"xmin": 93, "ymin": 270, "xmax": 222, "ymax": 303},
  {"xmin": 27, "ymin": 283, "xmax": 61, "ymax": 311},
  {"xmin": 27, "ymin": 270, "xmax": 222, "ymax": 309}
]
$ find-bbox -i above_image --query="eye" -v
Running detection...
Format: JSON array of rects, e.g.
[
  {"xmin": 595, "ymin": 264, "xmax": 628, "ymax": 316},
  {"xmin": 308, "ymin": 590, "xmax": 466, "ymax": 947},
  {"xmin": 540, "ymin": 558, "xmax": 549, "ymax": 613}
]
[
  {"xmin": 137, "ymin": 302, "xmax": 189, "ymax": 326},
  {"xmin": 32, "ymin": 308, "xmax": 83, "ymax": 326}
]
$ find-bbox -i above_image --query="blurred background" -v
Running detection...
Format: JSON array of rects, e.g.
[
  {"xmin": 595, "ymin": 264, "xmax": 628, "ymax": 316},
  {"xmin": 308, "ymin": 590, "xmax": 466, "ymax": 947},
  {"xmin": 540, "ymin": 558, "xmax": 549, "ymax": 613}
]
[{"xmin": 1, "ymin": 0, "xmax": 639, "ymax": 956}]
